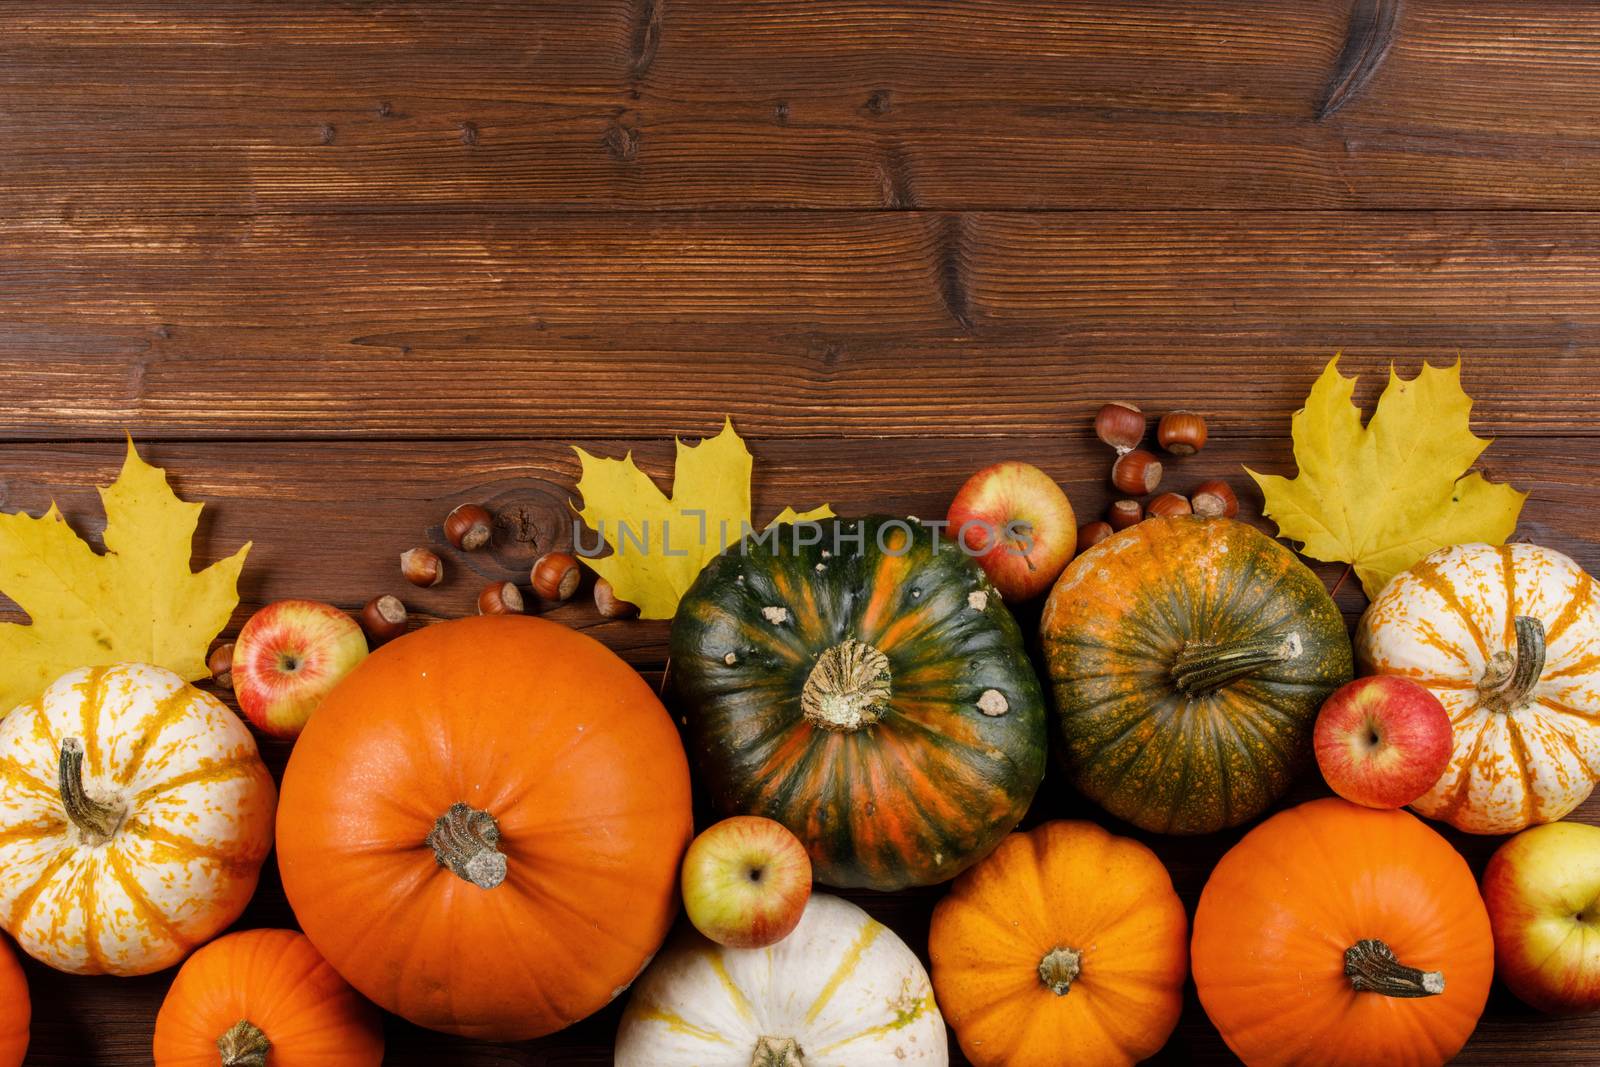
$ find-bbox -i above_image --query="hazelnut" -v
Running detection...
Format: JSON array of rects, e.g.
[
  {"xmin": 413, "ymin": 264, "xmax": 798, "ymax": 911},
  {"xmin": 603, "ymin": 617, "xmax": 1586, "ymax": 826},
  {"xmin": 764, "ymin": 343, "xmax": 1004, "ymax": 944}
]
[
  {"xmin": 360, "ymin": 595, "xmax": 408, "ymax": 643},
  {"xmin": 531, "ymin": 551, "xmax": 581, "ymax": 602},
  {"xmin": 1107, "ymin": 499, "xmax": 1143, "ymax": 530},
  {"xmin": 401, "ymin": 547, "xmax": 444, "ymax": 587},
  {"xmin": 594, "ymin": 578, "xmax": 638, "ymax": 620},
  {"xmin": 1094, "ymin": 401, "xmax": 1146, "ymax": 453},
  {"xmin": 1157, "ymin": 411, "xmax": 1208, "ymax": 456},
  {"xmin": 207, "ymin": 643, "xmax": 234, "ymax": 690},
  {"xmin": 1192, "ymin": 479, "xmax": 1240, "ymax": 519},
  {"xmin": 445, "ymin": 504, "xmax": 494, "ymax": 551},
  {"xmin": 1111, "ymin": 449, "xmax": 1163, "ymax": 496},
  {"xmin": 1147, "ymin": 492, "xmax": 1193, "ymax": 518},
  {"xmin": 477, "ymin": 581, "xmax": 524, "ymax": 615},
  {"xmin": 1076, "ymin": 521, "xmax": 1114, "ymax": 554}
]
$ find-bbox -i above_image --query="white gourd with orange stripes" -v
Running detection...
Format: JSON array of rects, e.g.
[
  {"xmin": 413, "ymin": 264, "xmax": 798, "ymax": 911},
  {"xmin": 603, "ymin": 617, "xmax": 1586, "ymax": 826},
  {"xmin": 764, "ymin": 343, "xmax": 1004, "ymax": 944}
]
[
  {"xmin": 0, "ymin": 663, "xmax": 276, "ymax": 976},
  {"xmin": 1358, "ymin": 542, "xmax": 1600, "ymax": 834},
  {"xmin": 616, "ymin": 894, "xmax": 948, "ymax": 1065}
]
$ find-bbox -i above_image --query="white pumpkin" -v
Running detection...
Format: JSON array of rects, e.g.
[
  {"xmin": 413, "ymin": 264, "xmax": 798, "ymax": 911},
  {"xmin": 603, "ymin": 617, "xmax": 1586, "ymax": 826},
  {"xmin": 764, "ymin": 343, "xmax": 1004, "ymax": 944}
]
[
  {"xmin": 616, "ymin": 894, "xmax": 948, "ymax": 1066},
  {"xmin": 0, "ymin": 663, "xmax": 277, "ymax": 975},
  {"xmin": 1358, "ymin": 542, "xmax": 1600, "ymax": 833}
]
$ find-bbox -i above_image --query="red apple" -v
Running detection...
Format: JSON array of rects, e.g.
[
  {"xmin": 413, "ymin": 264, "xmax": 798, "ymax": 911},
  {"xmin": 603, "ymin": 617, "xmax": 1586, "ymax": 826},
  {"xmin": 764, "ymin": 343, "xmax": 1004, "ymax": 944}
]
[
  {"xmin": 681, "ymin": 816, "xmax": 812, "ymax": 949},
  {"xmin": 1484, "ymin": 822, "xmax": 1600, "ymax": 1013},
  {"xmin": 231, "ymin": 599, "xmax": 369, "ymax": 738},
  {"xmin": 1313, "ymin": 675, "xmax": 1452, "ymax": 809},
  {"xmin": 946, "ymin": 461, "xmax": 1077, "ymax": 602}
]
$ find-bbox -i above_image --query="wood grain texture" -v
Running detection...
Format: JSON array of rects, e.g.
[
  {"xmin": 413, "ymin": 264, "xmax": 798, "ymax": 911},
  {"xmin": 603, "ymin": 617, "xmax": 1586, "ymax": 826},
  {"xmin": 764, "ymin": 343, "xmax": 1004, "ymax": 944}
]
[
  {"xmin": 9, "ymin": 1, "xmax": 1600, "ymax": 1062},
  {"xmin": 0, "ymin": 433, "xmax": 1565, "ymax": 640},
  {"xmin": 0, "ymin": 435, "xmax": 1595, "ymax": 1064},
  {"xmin": 5, "ymin": 211, "xmax": 1600, "ymax": 440},
  {"xmin": 9, "ymin": 1, "xmax": 1600, "ymax": 214}
]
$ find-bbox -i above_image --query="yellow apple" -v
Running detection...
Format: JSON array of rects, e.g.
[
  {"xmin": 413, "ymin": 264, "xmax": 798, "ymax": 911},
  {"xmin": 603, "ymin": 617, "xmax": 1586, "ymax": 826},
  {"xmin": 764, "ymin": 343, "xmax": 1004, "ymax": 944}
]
[{"xmin": 1483, "ymin": 821, "xmax": 1600, "ymax": 1013}]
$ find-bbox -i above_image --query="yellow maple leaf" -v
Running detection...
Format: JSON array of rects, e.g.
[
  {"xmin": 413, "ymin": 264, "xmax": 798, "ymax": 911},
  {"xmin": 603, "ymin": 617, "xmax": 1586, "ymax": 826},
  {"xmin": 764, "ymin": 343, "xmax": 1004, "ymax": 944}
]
[
  {"xmin": 0, "ymin": 441, "xmax": 250, "ymax": 713},
  {"xmin": 1247, "ymin": 357, "xmax": 1525, "ymax": 600},
  {"xmin": 572, "ymin": 419, "xmax": 832, "ymax": 619}
]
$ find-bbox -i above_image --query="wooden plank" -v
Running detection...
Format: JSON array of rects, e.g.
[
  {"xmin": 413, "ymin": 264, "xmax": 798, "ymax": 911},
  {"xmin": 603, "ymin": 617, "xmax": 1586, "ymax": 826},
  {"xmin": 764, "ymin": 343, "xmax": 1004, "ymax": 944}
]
[
  {"xmin": 4, "ymin": 211, "xmax": 1600, "ymax": 440},
  {"xmin": 0, "ymin": 434, "xmax": 1581, "ymax": 664},
  {"xmin": 7, "ymin": 1, "xmax": 1600, "ymax": 215},
  {"xmin": 2, "ymin": 434, "xmax": 1595, "ymax": 1064}
]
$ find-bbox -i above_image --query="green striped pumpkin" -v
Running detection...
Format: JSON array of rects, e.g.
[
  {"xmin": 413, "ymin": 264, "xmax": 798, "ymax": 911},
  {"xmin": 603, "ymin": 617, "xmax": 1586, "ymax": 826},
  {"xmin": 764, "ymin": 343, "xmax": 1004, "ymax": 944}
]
[
  {"xmin": 671, "ymin": 516, "xmax": 1047, "ymax": 890},
  {"xmin": 1041, "ymin": 516, "xmax": 1352, "ymax": 834}
]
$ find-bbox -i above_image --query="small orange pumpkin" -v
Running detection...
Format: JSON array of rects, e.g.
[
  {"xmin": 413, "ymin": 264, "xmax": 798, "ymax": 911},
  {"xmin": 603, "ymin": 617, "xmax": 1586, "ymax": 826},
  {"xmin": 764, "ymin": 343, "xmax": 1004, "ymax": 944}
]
[
  {"xmin": 153, "ymin": 928, "xmax": 382, "ymax": 1067},
  {"xmin": 929, "ymin": 821, "xmax": 1188, "ymax": 1067},
  {"xmin": 0, "ymin": 935, "xmax": 27, "ymax": 1067},
  {"xmin": 277, "ymin": 615, "xmax": 694, "ymax": 1040},
  {"xmin": 1192, "ymin": 798, "xmax": 1493, "ymax": 1067}
]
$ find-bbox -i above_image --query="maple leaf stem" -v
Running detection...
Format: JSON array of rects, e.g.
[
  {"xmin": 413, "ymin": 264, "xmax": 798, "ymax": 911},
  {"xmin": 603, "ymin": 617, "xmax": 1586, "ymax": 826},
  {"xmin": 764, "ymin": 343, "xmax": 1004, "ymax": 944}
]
[{"xmin": 1329, "ymin": 564, "xmax": 1354, "ymax": 599}]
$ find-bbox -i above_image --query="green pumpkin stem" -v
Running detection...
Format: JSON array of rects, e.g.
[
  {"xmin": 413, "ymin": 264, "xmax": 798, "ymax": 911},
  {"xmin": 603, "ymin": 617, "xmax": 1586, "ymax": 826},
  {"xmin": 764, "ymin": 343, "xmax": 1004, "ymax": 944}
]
[
  {"xmin": 1171, "ymin": 632, "xmax": 1303, "ymax": 695},
  {"xmin": 427, "ymin": 803, "xmax": 508, "ymax": 890},
  {"xmin": 801, "ymin": 639, "xmax": 892, "ymax": 731},
  {"xmin": 1344, "ymin": 938, "xmax": 1445, "ymax": 998},
  {"xmin": 1480, "ymin": 615, "xmax": 1547, "ymax": 712},
  {"xmin": 1037, "ymin": 946, "xmax": 1082, "ymax": 996},
  {"xmin": 217, "ymin": 1019, "xmax": 271, "ymax": 1067},
  {"xmin": 58, "ymin": 737, "xmax": 125, "ymax": 843},
  {"xmin": 751, "ymin": 1035, "xmax": 804, "ymax": 1067}
]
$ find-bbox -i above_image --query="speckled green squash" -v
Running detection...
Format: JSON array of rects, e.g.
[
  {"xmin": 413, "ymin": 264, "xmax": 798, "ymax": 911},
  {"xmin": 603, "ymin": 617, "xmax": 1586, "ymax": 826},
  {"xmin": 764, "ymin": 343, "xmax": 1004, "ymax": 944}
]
[
  {"xmin": 671, "ymin": 516, "xmax": 1047, "ymax": 890},
  {"xmin": 1041, "ymin": 517, "xmax": 1352, "ymax": 835}
]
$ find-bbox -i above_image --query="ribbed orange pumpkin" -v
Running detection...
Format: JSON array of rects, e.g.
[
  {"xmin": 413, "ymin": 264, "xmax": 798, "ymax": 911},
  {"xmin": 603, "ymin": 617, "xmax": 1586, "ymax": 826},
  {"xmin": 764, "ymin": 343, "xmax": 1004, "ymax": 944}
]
[
  {"xmin": 276, "ymin": 615, "xmax": 694, "ymax": 1041},
  {"xmin": 154, "ymin": 929, "xmax": 382, "ymax": 1066},
  {"xmin": 0, "ymin": 936, "xmax": 26, "ymax": 1067},
  {"xmin": 1193, "ymin": 798, "xmax": 1493, "ymax": 1067},
  {"xmin": 929, "ymin": 821, "xmax": 1188, "ymax": 1067}
]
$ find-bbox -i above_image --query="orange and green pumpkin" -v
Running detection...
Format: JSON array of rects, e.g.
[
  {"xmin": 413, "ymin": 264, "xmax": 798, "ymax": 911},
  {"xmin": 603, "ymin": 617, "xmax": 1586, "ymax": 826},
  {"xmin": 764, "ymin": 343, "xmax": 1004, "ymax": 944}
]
[
  {"xmin": 671, "ymin": 516, "xmax": 1047, "ymax": 890},
  {"xmin": 1041, "ymin": 517, "xmax": 1352, "ymax": 834}
]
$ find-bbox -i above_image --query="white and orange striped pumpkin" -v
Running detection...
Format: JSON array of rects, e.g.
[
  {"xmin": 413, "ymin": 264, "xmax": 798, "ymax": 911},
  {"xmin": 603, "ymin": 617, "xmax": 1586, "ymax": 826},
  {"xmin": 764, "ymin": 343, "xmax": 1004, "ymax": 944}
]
[
  {"xmin": 0, "ymin": 663, "xmax": 276, "ymax": 976},
  {"xmin": 616, "ymin": 894, "xmax": 948, "ymax": 1065},
  {"xmin": 1358, "ymin": 543, "xmax": 1600, "ymax": 834}
]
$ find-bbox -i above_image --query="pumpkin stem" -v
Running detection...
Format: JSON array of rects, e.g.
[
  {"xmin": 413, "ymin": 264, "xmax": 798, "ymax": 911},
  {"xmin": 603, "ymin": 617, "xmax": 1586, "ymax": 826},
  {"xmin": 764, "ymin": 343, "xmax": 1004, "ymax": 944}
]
[
  {"xmin": 1171, "ymin": 632, "xmax": 1303, "ymax": 695},
  {"xmin": 217, "ymin": 1019, "xmax": 270, "ymax": 1067},
  {"xmin": 1037, "ymin": 946, "xmax": 1082, "ymax": 996},
  {"xmin": 57, "ymin": 737, "xmax": 125, "ymax": 843},
  {"xmin": 801, "ymin": 638, "xmax": 892, "ymax": 731},
  {"xmin": 427, "ymin": 802, "xmax": 508, "ymax": 890},
  {"xmin": 1344, "ymin": 938, "xmax": 1445, "ymax": 998},
  {"xmin": 1480, "ymin": 615, "xmax": 1547, "ymax": 712},
  {"xmin": 751, "ymin": 1036, "xmax": 804, "ymax": 1067}
]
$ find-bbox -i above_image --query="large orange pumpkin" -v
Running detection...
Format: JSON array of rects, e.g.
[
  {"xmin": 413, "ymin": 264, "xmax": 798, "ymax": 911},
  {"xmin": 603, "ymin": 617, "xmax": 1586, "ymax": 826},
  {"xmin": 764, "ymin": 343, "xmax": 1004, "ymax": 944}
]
[
  {"xmin": 929, "ymin": 821, "xmax": 1188, "ymax": 1067},
  {"xmin": 1192, "ymin": 798, "xmax": 1493, "ymax": 1067},
  {"xmin": 275, "ymin": 615, "xmax": 694, "ymax": 1041},
  {"xmin": 153, "ymin": 928, "xmax": 382, "ymax": 1066},
  {"xmin": 0, "ymin": 936, "xmax": 26, "ymax": 1067}
]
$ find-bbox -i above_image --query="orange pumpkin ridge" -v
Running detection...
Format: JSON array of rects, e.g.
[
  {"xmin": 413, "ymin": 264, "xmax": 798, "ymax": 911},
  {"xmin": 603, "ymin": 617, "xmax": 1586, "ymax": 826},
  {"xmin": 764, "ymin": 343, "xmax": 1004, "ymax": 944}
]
[
  {"xmin": 1192, "ymin": 798, "xmax": 1493, "ymax": 1067},
  {"xmin": 0, "ymin": 935, "xmax": 27, "ymax": 1067},
  {"xmin": 153, "ymin": 928, "xmax": 383, "ymax": 1067},
  {"xmin": 276, "ymin": 614, "xmax": 693, "ymax": 1041},
  {"xmin": 929, "ymin": 821, "xmax": 1188, "ymax": 1067}
]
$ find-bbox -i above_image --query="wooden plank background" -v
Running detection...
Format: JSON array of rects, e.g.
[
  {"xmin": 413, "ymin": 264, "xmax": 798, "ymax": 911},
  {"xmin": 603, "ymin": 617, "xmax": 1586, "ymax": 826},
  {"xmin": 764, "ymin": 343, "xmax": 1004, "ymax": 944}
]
[{"xmin": 3, "ymin": 1, "xmax": 1600, "ymax": 1063}]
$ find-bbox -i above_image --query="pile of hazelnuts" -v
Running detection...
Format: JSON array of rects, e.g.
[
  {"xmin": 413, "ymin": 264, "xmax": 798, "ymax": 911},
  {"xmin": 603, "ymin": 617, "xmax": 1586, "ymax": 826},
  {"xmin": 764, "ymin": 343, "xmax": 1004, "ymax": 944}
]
[
  {"xmin": 1076, "ymin": 403, "xmax": 1240, "ymax": 554},
  {"xmin": 358, "ymin": 504, "xmax": 636, "ymax": 643}
]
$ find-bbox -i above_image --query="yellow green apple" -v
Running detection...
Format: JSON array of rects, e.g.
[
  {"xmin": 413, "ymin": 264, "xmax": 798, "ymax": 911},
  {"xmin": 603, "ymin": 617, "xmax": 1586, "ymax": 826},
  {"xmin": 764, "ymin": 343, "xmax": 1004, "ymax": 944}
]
[
  {"xmin": 1483, "ymin": 821, "xmax": 1600, "ymax": 1014},
  {"xmin": 681, "ymin": 816, "xmax": 812, "ymax": 949}
]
